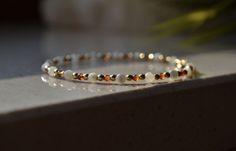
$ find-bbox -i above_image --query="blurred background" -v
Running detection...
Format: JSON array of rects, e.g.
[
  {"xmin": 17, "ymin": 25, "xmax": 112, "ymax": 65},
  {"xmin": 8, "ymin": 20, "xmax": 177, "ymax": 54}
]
[{"xmin": 0, "ymin": 0, "xmax": 236, "ymax": 79}]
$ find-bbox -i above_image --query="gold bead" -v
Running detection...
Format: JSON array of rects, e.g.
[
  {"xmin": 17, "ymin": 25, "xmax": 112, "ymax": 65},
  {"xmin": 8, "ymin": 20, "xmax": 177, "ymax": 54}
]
[{"xmin": 55, "ymin": 70, "xmax": 64, "ymax": 78}]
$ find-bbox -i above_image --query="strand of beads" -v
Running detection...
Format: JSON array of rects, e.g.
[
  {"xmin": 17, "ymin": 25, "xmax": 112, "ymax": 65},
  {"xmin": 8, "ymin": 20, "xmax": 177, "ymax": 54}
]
[{"xmin": 41, "ymin": 52, "xmax": 195, "ymax": 84}]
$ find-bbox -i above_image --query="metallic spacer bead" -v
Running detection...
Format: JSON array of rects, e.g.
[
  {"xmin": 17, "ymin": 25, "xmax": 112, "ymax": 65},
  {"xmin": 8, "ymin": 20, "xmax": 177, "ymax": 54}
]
[
  {"xmin": 83, "ymin": 73, "xmax": 89, "ymax": 80},
  {"xmin": 126, "ymin": 75, "xmax": 133, "ymax": 81},
  {"xmin": 55, "ymin": 69, "xmax": 64, "ymax": 78},
  {"xmin": 139, "ymin": 74, "xmax": 145, "ymax": 80},
  {"xmin": 110, "ymin": 74, "xmax": 117, "ymax": 81},
  {"xmin": 97, "ymin": 74, "xmax": 105, "ymax": 81}
]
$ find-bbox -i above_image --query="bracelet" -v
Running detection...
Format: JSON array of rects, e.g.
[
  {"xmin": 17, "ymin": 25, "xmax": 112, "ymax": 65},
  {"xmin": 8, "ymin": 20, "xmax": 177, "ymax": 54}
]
[{"xmin": 41, "ymin": 52, "xmax": 196, "ymax": 84}]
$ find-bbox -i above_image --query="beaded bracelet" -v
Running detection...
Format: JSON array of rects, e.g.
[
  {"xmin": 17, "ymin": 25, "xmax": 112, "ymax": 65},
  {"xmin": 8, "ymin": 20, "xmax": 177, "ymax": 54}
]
[{"xmin": 41, "ymin": 52, "xmax": 196, "ymax": 84}]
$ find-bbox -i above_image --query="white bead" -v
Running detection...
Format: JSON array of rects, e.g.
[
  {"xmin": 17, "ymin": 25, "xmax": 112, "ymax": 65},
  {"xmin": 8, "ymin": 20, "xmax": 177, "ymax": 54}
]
[
  {"xmin": 116, "ymin": 74, "xmax": 126, "ymax": 84},
  {"xmin": 41, "ymin": 63, "xmax": 50, "ymax": 72},
  {"xmin": 170, "ymin": 70, "xmax": 178, "ymax": 79},
  {"xmin": 88, "ymin": 72, "xmax": 98, "ymax": 82},
  {"xmin": 48, "ymin": 66, "xmax": 57, "ymax": 76},
  {"xmin": 184, "ymin": 66, "xmax": 192, "ymax": 77},
  {"xmin": 64, "ymin": 70, "xmax": 74, "ymax": 80},
  {"xmin": 145, "ymin": 72, "xmax": 154, "ymax": 82}
]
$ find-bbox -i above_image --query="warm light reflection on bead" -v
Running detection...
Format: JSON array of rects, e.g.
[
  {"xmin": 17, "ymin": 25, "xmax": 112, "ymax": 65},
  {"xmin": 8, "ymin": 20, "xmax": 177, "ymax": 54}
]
[
  {"xmin": 158, "ymin": 54, "xmax": 164, "ymax": 60},
  {"xmin": 177, "ymin": 63, "xmax": 182, "ymax": 69},
  {"xmin": 148, "ymin": 53, "xmax": 154, "ymax": 60},
  {"xmin": 139, "ymin": 53, "xmax": 145, "ymax": 59}
]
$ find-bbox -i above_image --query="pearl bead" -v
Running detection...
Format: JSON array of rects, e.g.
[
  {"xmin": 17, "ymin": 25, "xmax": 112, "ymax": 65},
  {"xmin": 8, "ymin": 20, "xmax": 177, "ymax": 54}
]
[
  {"xmin": 145, "ymin": 72, "xmax": 155, "ymax": 82},
  {"xmin": 41, "ymin": 63, "xmax": 50, "ymax": 72},
  {"xmin": 170, "ymin": 70, "xmax": 178, "ymax": 79},
  {"xmin": 64, "ymin": 70, "xmax": 74, "ymax": 80},
  {"xmin": 116, "ymin": 74, "xmax": 126, "ymax": 84},
  {"xmin": 88, "ymin": 72, "xmax": 98, "ymax": 82},
  {"xmin": 48, "ymin": 66, "xmax": 57, "ymax": 76}
]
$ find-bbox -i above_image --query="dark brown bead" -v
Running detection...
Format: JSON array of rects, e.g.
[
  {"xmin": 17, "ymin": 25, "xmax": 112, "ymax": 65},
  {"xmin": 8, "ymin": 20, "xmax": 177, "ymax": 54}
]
[
  {"xmin": 124, "ymin": 52, "xmax": 133, "ymax": 59},
  {"xmin": 164, "ymin": 72, "xmax": 170, "ymax": 78},
  {"xmin": 83, "ymin": 73, "xmax": 89, "ymax": 80},
  {"xmin": 155, "ymin": 74, "xmax": 160, "ymax": 80},
  {"xmin": 126, "ymin": 75, "xmax": 133, "ymax": 81},
  {"xmin": 178, "ymin": 71, "xmax": 181, "ymax": 76},
  {"xmin": 79, "ymin": 55, "xmax": 86, "ymax": 60},
  {"xmin": 102, "ymin": 53, "xmax": 112, "ymax": 61},
  {"xmin": 110, "ymin": 75, "xmax": 116, "ymax": 81},
  {"xmin": 64, "ymin": 55, "xmax": 72, "ymax": 64},
  {"xmin": 97, "ymin": 74, "xmax": 105, "ymax": 81},
  {"xmin": 139, "ymin": 74, "xmax": 145, "ymax": 80},
  {"xmin": 123, "ymin": 53, "xmax": 129, "ymax": 59},
  {"xmin": 179, "ymin": 70, "xmax": 188, "ymax": 76},
  {"xmin": 183, "ymin": 70, "xmax": 188, "ymax": 75},
  {"xmin": 52, "ymin": 58, "xmax": 59, "ymax": 65},
  {"xmin": 189, "ymin": 65, "xmax": 194, "ymax": 71}
]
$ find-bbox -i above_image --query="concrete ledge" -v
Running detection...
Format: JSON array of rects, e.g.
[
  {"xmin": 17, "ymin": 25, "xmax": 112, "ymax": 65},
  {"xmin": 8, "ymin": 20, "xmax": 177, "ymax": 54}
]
[{"xmin": 0, "ymin": 73, "xmax": 236, "ymax": 151}]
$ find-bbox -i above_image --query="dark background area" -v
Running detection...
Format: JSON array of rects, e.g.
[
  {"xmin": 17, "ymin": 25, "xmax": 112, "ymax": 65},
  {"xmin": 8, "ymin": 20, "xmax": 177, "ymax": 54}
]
[
  {"xmin": 0, "ymin": 0, "xmax": 236, "ymax": 80},
  {"xmin": 0, "ymin": 1, "xmax": 41, "ymax": 25}
]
